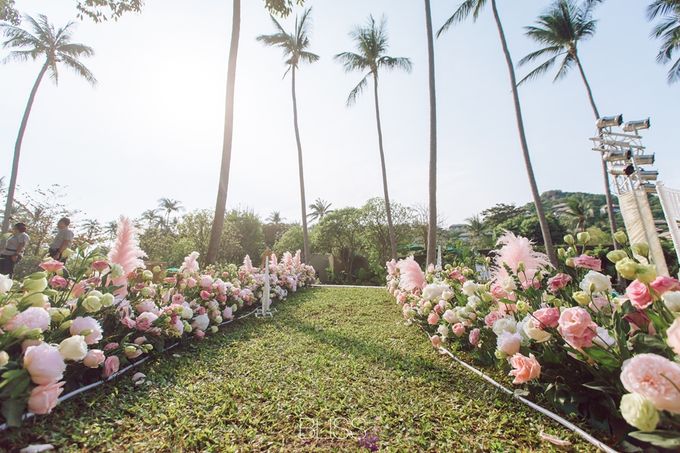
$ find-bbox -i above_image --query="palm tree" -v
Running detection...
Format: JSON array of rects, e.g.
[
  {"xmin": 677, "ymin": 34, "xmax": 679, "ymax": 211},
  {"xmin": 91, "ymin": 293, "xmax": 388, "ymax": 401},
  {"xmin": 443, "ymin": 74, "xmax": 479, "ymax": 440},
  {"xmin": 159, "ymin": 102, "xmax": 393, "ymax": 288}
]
[
  {"xmin": 257, "ymin": 8, "xmax": 319, "ymax": 263},
  {"xmin": 105, "ymin": 220, "xmax": 118, "ymax": 240},
  {"xmin": 564, "ymin": 196, "xmax": 594, "ymax": 232},
  {"xmin": 648, "ymin": 0, "xmax": 680, "ymax": 83},
  {"xmin": 206, "ymin": 0, "xmax": 240, "ymax": 265},
  {"xmin": 464, "ymin": 215, "xmax": 488, "ymax": 249},
  {"xmin": 424, "ymin": 0, "xmax": 439, "ymax": 266},
  {"xmin": 438, "ymin": 0, "xmax": 558, "ymax": 266},
  {"xmin": 518, "ymin": 0, "xmax": 618, "ymax": 246},
  {"xmin": 158, "ymin": 198, "xmax": 183, "ymax": 229},
  {"xmin": 334, "ymin": 16, "xmax": 411, "ymax": 261},
  {"xmin": 1, "ymin": 15, "xmax": 96, "ymax": 233},
  {"xmin": 308, "ymin": 198, "xmax": 333, "ymax": 222},
  {"xmin": 141, "ymin": 209, "xmax": 163, "ymax": 229},
  {"xmin": 267, "ymin": 211, "xmax": 284, "ymax": 224}
]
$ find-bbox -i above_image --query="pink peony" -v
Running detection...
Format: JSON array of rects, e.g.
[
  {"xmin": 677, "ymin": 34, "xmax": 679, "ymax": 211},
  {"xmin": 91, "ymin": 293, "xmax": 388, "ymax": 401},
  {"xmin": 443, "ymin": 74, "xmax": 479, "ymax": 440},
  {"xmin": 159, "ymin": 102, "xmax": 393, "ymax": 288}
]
[
  {"xmin": 171, "ymin": 294, "xmax": 185, "ymax": 304},
  {"xmin": 39, "ymin": 260, "xmax": 65, "ymax": 273},
  {"xmin": 91, "ymin": 260, "xmax": 110, "ymax": 272},
  {"xmin": 430, "ymin": 335, "xmax": 442, "ymax": 349},
  {"xmin": 200, "ymin": 275, "xmax": 213, "ymax": 288},
  {"xmin": 70, "ymin": 316, "xmax": 103, "ymax": 345},
  {"xmin": 558, "ymin": 307, "xmax": 598, "ymax": 349},
  {"xmin": 104, "ymin": 342, "xmax": 119, "ymax": 351},
  {"xmin": 427, "ymin": 311, "xmax": 440, "ymax": 325},
  {"xmin": 573, "ymin": 255, "xmax": 602, "ymax": 272},
  {"xmin": 452, "ymin": 323, "xmax": 465, "ymax": 337},
  {"xmin": 651, "ymin": 276, "xmax": 680, "ymax": 296},
  {"xmin": 626, "ymin": 280, "xmax": 653, "ymax": 310},
  {"xmin": 27, "ymin": 381, "xmax": 64, "ymax": 414},
  {"xmin": 533, "ymin": 307, "xmax": 560, "ymax": 329},
  {"xmin": 71, "ymin": 282, "xmax": 86, "ymax": 298},
  {"xmin": 49, "ymin": 275, "xmax": 68, "ymax": 289},
  {"xmin": 484, "ymin": 311, "xmax": 503, "ymax": 328},
  {"xmin": 222, "ymin": 306, "xmax": 233, "ymax": 320},
  {"xmin": 23, "ymin": 343, "xmax": 66, "ymax": 385},
  {"xmin": 135, "ymin": 312, "xmax": 158, "ymax": 331},
  {"xmin": 83, "ymin": 349, "xmax": 105, "ymax": 368},
  {"xmin": 509, "ymin": 353, "xmax": 541, "ymax": 384},
  {"xmin": 102, "ymin": 356, "xmax": 120, "ymax": 378},
  {"xmin": 547, "ymin": 273, "xmax": 572, "ymax": 293},
  {"xmin": 135, "ymin": 299, "xmax": 158, "ymax": 314},
  {"xmin": 620, "ymin": 354, "xmax": 680, "ymax": 413},
  {"xmin": 200, "ymin": 290, "xmax": 211, "ymax": 301},
  {"xmin": 469, "ymin": 328, "xmax": 481, "ymax": 347},
  {"xmin": 186, "ymin": 277, "xmax": 197, "ymax": 288},
  {"xmin": 6, "ymin": 307, "xmax": 51, "ymax": 332}
]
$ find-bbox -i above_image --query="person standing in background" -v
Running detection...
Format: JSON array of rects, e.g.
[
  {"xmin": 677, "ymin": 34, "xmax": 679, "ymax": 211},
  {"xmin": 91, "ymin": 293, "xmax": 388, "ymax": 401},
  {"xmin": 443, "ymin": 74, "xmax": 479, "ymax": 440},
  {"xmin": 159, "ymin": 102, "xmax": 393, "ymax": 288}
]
[
  {"xmin": 0, "ymin": 223, "xmax": 29, "ymax": 277},
  {"xmin": 49, "ymin": 217, "xmax": 74, "ymax": 262}
]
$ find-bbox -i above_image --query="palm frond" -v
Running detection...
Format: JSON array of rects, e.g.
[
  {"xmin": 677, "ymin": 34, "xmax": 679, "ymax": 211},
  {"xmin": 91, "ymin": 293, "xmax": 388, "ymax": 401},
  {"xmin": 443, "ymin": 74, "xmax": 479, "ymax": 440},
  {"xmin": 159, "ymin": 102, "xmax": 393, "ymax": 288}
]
[
  {"xmin": 57, "ymin": 42, "xmax": 94, "ymax": 58},
  {"xmin": 648, "ymin": 0, "xmax": 680, "ymax": 20},
  {"xmin": 346, "ymin": 72, "xmax": 370, "ymax": 106},
  {"xmin": 553, "ymin": 52, "xmax": 575, "ymax": 81},
  {"xmin": 437, "ymin": 0, "xmax": 487, "ymax": 37},
  {"xmin": 517, "ymin": 45, "xmax": 563, "ymax": 66},
  {"xmin": 334, "ymin": 51, "xmax": 369, "ymax": 72},
  {"xmin": 378, "ymin": 56, "xmax": 412, "ymax": 72},
  {"xmin": 60, "ymin": 54, "xmax": 97, "ymax": 85},
  {"xmin": 517, "ymin": 54, "xmax": 561, "ymax": 85}
]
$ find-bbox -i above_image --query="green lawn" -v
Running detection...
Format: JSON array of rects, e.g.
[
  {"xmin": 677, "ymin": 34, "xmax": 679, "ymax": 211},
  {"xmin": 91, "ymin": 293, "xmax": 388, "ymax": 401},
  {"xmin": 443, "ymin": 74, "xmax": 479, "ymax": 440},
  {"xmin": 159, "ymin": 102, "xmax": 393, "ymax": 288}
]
[{"xmin": 1, "ymin": 287, "xmax": 595, "ymax": 451}]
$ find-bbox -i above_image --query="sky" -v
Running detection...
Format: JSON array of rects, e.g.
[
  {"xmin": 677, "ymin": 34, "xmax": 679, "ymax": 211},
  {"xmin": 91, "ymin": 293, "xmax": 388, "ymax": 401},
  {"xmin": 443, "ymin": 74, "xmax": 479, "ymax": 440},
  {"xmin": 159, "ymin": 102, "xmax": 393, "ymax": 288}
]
[{"xmin": 1, "ymin": 0, "xmax": 678, "ymax": 228}]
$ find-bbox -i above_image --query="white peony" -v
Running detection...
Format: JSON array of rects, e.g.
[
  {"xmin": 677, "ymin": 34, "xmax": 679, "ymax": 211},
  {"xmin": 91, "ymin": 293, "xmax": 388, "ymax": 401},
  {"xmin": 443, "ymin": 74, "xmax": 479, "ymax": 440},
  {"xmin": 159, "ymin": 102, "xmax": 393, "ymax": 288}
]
[
  {"xmin": 59, "ymin": 335, "xmax": 88, "ymax": 361},
  {"xmin": 663, "ymin": 291, "xmax": 680, "ymax": 313},
  {"xmin": 579, "ymin": 271, "xmax": 612, "ymax": 294},
  {"xmin": 436, "ymin": 324, "xmax": 449, "ymax": 338},
  {"xmin": 442, "ymin": 309, "xmax": 459, "ymax": 324},
  {"xmin": 0, "ymin": 274, "xmax": 13, "ymax": 294},
  {"xmin": 492, "ymin": 317, "xmax": 517, "ymax": 336},
  {"xmin": 192, "ymin": 313, "xmax": 210, "ymax": 331},
  {"xmin": 421, "ymin": 283, "xmax": 449, "ymax": 301},
  {"xmin": 522, "ymin": 315, "xmax": 552, "ymax": 343},
  {"xmin": 462, "ymin": 281, "xmax": 478, "ymax": 297}
]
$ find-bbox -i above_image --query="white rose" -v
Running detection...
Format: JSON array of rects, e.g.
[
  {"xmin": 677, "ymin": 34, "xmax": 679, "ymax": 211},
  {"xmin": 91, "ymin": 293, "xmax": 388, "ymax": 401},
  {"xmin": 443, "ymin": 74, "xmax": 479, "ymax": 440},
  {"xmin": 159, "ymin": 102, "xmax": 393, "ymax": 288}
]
[
  {"xmin": 579, "ymin": 271, "xmax": 612, "ymax": 294},
  {"xmin": 492, "ymin": 317, "xmax": 517, "ymax": 336},
  {"xmin": 436, "ymin": 325, "xmax": 448, "ymax": 338},
  {"xmin": 0, "ymin": 350, "xmax": 9, "ymax": 367},
  {"xmin": 192, "ymin": 314, "xmax": 210, "ymax": 331},
  {"xmin": 422, "ymin": 284, "xmax": 449, "ymax": 301},
  {"xmin": 522, "ymin": 315, "xmax": 552, "ymax": 343},
  {"xmin": 663, "ymin": 291, "xmax": 680, "ymax": 313},
  {"xmin": 442, "ymin": 309, "xmax": 459, "ymax": 324},
  {"xmin": 0, "ymin": 274, "xmax": 13, "ymax": 294},
  {"xmin": 59, "ymin": 335, "xmax": 88, "ymax": 361},
  {"xmin": 441, "ymin": 289, "xmax": 454, "ymax": 301},
  {"xmin": 462, "ymin": 281, "xmax": 478, "ymax": 297},
  {"xmin": 593, "ymin": 326, "xmax": 616, "ymax": 349},
  {"xmin": 181, "ymin": 305, "xmax": 193, "ymax": 319},
  {"xmin": 620, "ymin": 393, "xmax": 659, "ymax": 432},
  {"xmin": 467, "ymin": 296, "xmax": 481, "ymax": 309}
]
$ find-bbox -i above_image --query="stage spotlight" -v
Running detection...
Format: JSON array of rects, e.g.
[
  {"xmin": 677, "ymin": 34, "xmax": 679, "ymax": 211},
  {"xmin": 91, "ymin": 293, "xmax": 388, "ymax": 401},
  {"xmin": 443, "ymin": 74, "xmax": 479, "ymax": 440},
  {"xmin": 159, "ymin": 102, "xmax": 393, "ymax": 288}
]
[
  {"xmin": 603, "ymin": 150, "xmax": 632, "ymax": 162},
  {"xmin": 610, "ymin": 164, "xmax": 635, "ymax": 176},
  {"xmin": 633, "ymin": 154, "xmax": 655, "ymax": 166},
  {"xmin": 596, "ymin": 115, "xmax": 623, "ymax": 129},
  {"xmin": 642, "ymin": 183, "xmax": 657, "ymax": 194},
  {"xmin": 623, "ymin": 118, "xmax": 651, "ymax": 132},
  {"xmin": 639, "ymin": 169, "xmax": 659, "ymax": 181}
]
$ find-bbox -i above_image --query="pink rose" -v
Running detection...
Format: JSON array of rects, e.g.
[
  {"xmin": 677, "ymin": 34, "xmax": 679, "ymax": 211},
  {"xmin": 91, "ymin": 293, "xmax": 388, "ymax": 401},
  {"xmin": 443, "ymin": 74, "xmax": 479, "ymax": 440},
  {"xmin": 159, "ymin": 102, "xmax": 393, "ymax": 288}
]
[
  {"xmin": 626, "ymin": 280, "xmax": 652, "ymax": 310},
  {"xmin": 200, "ymin": 290, "xmax": 211, "ymax": 301},
  {"xmin": 102, "ymin": 356, "xmax": 120, "ymax": 378},
  {"xmin": 49, "ymin": 275, "xmax": 68, "ymax": 289},
  {"xmin": 620, "ymin": 353, "xmax": 680, "ymax": 413},
  {"xmin": 651, "ymin": 276, "xmax": 680, "ymax": 296},
  {"xmin": 23, "ymin": 343, "xmax": 66, "ymax": 385},
  {"xmin": 6, "ymin": 307, "xmax": 51, "ymax": 332},
  {"xmin": 573, "ymin": 255, "xmax": 602, "ymax": 272},
  {"xmin": 509, "ymin": 353, "xmax": 541, "ymax": 384},
  {"xmin": 484, "ymin": 311, "xmax": 503, "ymax": 328},
  {"xmin": 469, "ymin": 328, "xmax": 480, "ymax": 347},
  {"xmin": 547, "ymin": 273, "xmax": 572, "ymax": 293},
  {"xmin": 83, "ymin": 349, "xmax": 105, "ymax": 368},
  {"xmin": 27, "ymin": 381, "xmax": 64, "ymax": 414},
  {"xmin": 136, "ymin": 299, "xmax": 158, "ymax": 314},
  {"xmin": 70, "ymin": 316, "xmax": 103, "ymax": 345},
  {"xmin": 533, "ymin": 307, "xmax": 560, "ymax": 329},
  {"xmin": 195, "ymin": 329, "xmax": 205, "ymax": 339},
  {"xmin": 452, "ymin": 323, "xmax": 465, "ymax": 337},
  {"xmin": 557, "ymin": 307, "xmax": 598, "ymax": 349},
  {"xmin": 39, "ymin": 259, "xmax": 65, "ymax": 273},
  {"xmin": 222, "ymin": 306, "xmax": 233, "ymax": 320},
  {"xmin": 135, "ymin": 312, "xmax": 158, "ymax": 331},
  {"xmin": 490, "ymin": 284, "xmax": 508, "ymax": 300},
  {"xmin": 200, "ymin": 275, "xmax": 213, "ymax": 288},
  {"xmin": 172, "ymin": 294, "xmax": 185, "ymax": 304},
  {"xmin": 430, "ymin": 335, "xmax": 442, "ymax": 349},
  {"xmin": 92, "ymin": 260, "xmax": 110, "ymax": 272},
  {"xmin": 667, "ymin": 318, "xmax": 680, "ymax": 356},
  {"xmin": 427, "ymin": 311, "xmax": 440, "ymax": 325},
  {"xmin": 104, "ymin": 342, "xmax": 119, "ymax": 351},
  {"xmin": 71, "ymin": 282, "xmax": 86, "ymax": 298}
]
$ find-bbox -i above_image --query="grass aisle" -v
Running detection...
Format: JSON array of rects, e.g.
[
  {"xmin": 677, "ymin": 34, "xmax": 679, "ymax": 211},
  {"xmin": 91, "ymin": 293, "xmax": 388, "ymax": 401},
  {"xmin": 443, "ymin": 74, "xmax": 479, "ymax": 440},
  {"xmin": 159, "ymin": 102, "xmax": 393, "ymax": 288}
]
[{"xmin": 2, "ymin": 287, "xmax": 594, "ymax": 451}]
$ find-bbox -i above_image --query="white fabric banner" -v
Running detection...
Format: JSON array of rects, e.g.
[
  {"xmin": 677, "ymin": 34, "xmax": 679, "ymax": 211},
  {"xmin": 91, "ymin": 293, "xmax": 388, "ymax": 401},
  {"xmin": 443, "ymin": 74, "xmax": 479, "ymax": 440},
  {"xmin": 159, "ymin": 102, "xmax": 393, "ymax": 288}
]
[
  {"xmin": 657, "ymin": 181, "xmax": 680, "ymax": 276},
  {"xmin": 618, "ymin": 189, "xmax": 669, "ymax": 276}
]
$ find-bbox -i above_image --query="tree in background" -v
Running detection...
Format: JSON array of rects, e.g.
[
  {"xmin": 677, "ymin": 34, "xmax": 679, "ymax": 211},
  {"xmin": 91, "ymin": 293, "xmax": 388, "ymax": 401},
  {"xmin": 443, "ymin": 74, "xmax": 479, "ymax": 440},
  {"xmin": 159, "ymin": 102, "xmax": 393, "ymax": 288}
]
[
  {"xmin": 648, "ymin": 0, "xmax": 680, "ymax": 83},
  {"xmin": 157, "ymin": 198, "xmax": 183, "ymax": 230},
  {"xmin": 464, "ymin": 215, "xmax": 490, "ymax": 249},
  {"xmin": 1, "ymin": 15, "xmax": 96, "ymax": 233},
  {"xmin": 0, "ymin": 0, "xmax": 19, "ymax": 25},
  {"xmin": 308, "ymin": 198, "xmax": 333, "ymax": 222},
  {"xmin": 518, "ymin": 0, "xmax": 618, "ymax": 244},
  {"xmin": 564, "ymin": 195, "xmax": 594, "ymax": 232},
  {"xmin": 335, "ymin": 15, "xmax": 412, "ymax": 261},
  {"xmin": 438, "ymin": 0, "xmax": 557, "ymax": 267}
]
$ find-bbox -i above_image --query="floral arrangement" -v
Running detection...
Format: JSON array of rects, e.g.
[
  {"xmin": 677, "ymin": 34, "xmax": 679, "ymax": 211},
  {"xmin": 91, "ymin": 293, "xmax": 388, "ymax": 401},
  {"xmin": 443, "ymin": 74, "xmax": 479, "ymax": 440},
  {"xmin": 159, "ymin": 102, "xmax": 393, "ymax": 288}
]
[
  {"xmin": 0, "ymin": 217, "xmax": 316, "ymax": 427},
  {"xmin": 387, "ymin": 231, "xmax": 680, "ymax": 450}
]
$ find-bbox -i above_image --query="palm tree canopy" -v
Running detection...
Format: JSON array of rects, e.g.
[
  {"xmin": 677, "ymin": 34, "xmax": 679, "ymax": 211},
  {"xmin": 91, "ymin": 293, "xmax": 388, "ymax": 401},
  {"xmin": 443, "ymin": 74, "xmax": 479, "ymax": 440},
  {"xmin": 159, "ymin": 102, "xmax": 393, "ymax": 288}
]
[
  {"xmin": 1, "ymin": 14, "xmax": 96, "ymax": 85},
  {"xmin": 518, "ymin": 0, "xmax": 597, "ymax": 85},
  {"xmin": 437, "ymin": 0, "xmax": 489, "ymax": 37},
  {"xmin": 648, "ymin": 0, "xmax": 680, "ymax": 83},
  {"xmin": 158, "ymin": 198, "xmax": 183, "ymax": 213},
  {"xmin": 308, "ymin": 198, "xmax": 333, "ymax": 220},
  {"xmin": 267, "ymin": 211, "xmax": 283, "ymax": 223},
  {"xmin": 257, "ymin": 7, "xmax": 319, "ymax": 77},
  {"xmin": 334, "ymin": 15, "xmax": 412, "ymax": 105}
]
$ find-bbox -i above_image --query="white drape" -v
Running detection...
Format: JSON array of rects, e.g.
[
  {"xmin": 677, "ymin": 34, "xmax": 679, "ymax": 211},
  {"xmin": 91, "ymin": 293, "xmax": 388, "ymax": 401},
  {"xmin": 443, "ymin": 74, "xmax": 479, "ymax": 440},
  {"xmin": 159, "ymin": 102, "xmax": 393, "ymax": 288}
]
[{"xmin": 657, "ymin": 181, "xmax": 680, "ymax": 276}]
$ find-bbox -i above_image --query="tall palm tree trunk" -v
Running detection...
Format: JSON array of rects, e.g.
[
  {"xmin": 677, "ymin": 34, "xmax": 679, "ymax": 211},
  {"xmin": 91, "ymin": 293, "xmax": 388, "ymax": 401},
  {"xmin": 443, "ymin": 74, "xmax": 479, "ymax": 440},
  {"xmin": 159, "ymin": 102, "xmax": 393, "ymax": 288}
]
[
  {"xmin": 372, "ymin": 74, "xmax": 398, "ymax": 260},
  {"xmin": 490, "ymin": 0, "xmax": 557, "ymax": 267},
  {"xmin": 291, "ymin": 66, "xmax": 311, "ymax": 263},
  {"xmin": 207, "ymin": 0, "xmax": 240, "ymax": 264},
  {"xmin": 574, "ymin": 54, "xmax": 618, "ymax": 249},
  {"xmin": 2, "ymin": 61, "xmax": 49, "ymax": 233},
  {"xmin": 424, "ymin": 0, "xmax": 438, "ymax": 266}
]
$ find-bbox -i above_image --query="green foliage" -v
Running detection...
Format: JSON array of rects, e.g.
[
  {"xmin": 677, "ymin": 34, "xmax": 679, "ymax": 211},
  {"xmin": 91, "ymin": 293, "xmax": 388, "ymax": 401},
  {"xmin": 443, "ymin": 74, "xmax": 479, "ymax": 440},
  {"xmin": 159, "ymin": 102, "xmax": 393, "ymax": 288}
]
[
  {"xmin": 0, "ymin": 0, "xmax": 19, "ymax": 25},
  {"xmin": 273, "ymin": 225, "xmax": 303, "ymax": 256}
]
